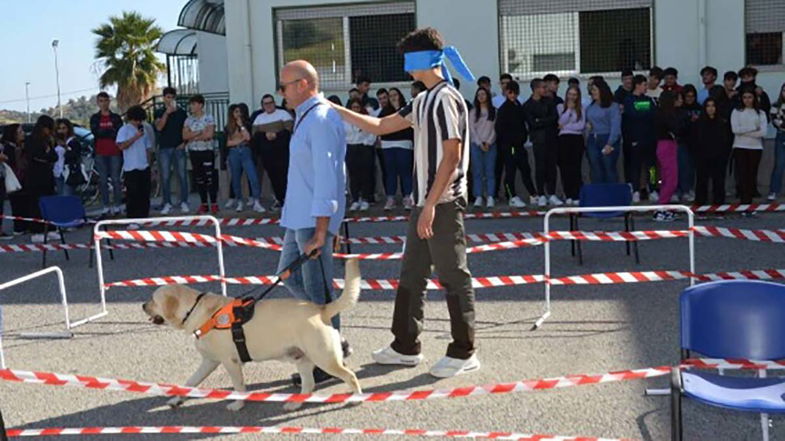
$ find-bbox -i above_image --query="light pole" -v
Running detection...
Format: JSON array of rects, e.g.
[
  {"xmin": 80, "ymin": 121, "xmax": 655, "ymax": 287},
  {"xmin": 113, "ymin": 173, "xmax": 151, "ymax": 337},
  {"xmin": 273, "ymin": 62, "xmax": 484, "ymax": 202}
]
[
  {"xmin": 25, "ymin": 82, "xmax": 31, "ymax": 123},
  {"xmin": 52, "ymin": 39, "xmax": 62, "ymax": 118}
]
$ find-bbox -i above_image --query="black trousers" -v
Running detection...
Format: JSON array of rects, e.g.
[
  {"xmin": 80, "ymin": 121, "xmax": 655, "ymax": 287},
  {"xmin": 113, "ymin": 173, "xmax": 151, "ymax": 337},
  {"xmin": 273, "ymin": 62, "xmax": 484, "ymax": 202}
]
[
  {"xmin": 734, "ymin": 148, "xmax": 762, "ymax": 204},
  {"xmin": 497, "ymin": 143, "xmax": 536, "ymax": 199},
  {"xmin": 8, "ymin": 192, "xmax": 31, "ymax": 233},
  {"xmin": 533, "ymin": 140, "xmax": 558, "ymax": 196},
  {"xmin": 26, "ymin": 183, "xmax": 54, "ymax": 234},
  {"xmin": 259, "ymin": 146, "xmax": 289, "ymax": 203},
  {"xmin": 371, "ymin": 147, "xmax": 386, "ymax": 201},
  {"xmin": 695, "ymin": 155, "xmax": 727, "ymax": 205},
  {"xmin": 557, "ymin": 134, "xmax": 584, "ymax": 200},
  {"xmin": 346, "ymin": 144, "xmax": 375, "ymax": 201},
  {"xmin": 190, "ymin": 150, "xmax": 218, "ymax": 204},
  {"xmin": 627, "ymin": 140, "xmax": 653, "ymax": 192},
  {"xmin": 124, "ymin": 167, "xmax": 151, "ymax": 219},
  {"xmin": 622, "ymin": 136, "xmax": 634, "ymax": 185}
]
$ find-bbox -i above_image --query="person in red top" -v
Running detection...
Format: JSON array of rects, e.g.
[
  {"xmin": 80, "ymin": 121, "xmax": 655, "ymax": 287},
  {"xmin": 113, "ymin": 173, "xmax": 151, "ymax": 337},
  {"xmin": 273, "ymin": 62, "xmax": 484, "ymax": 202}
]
[{"xmin": 90, "ymin": 92, "xmax": 124, "ymax": 216}]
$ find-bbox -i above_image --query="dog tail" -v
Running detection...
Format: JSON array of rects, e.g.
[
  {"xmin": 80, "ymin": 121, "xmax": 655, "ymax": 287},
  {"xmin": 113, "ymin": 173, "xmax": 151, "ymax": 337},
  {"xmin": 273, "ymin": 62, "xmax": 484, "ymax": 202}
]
[{"xmin": 321, "ymin": 258, "xmax": 361, "ymax": 321}]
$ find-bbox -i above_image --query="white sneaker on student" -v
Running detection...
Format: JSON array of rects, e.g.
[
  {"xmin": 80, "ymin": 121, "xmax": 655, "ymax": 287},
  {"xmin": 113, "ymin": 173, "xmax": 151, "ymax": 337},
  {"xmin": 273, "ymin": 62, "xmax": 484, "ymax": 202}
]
[
  {"xmin": 235, "ymin": 200, "xmax": 244, "ymax": 212},
  {"xmin": 486, "ymin": 196, "xmax": 495, "ymax": 208},
  {"xmin": 767, "ymin": 192, "xmax": 777, "ymax": 201},
  {"xmin": 349, "ymin": 201, "xmax": 361, "ymax": 211},
  {"xmin": 548, "ymin": 195, "xmax": 563, "ymax": 206},
  {"xmin": 225, "ymin": 198, "xmax": 236, "ymax": 209},
  {"xmin": 649, "ymin": 191, "xmax": 659, "ymax": 202},
  {"xmin": 253, "ymin": 200, "xmax": 266, "ymax": 213},
  {"xmin": 99, "ymin": 206, "xmax": 110, "ymax": 216},
  {"xmin": 537, "ymin": 195, "xmax": 547, "ymax": 207},
  {"xmin": 402, "ymin": 195, "xmax": 414, "ymax": 210},
  {"xmin": 371, "ymin": 346, "xmax": 423, "ymax": 366},
  {"xmin": 180, "ymin": 202, "xmax": 190, "ymax": 213},
  {"xmin": 632, "ymin": 191, "xmax": 641, "ymax": 203},
  {"xmin": 565, "ymin": 198, "xmax": 574, "ymax": 206},
  {"xmin": 670, "ymin": 194, "xmax": 679, "ymax": 203},
  {"xmin": 112, "ymin": 205, "xmax": 123, "ymax": 216},
  {"xmin": 359, "ymin": 200, "xmax": 370, "ymax": 211},
  {"xmin": 429, "ymin": 354, "xmax": 481, "ymax": 378},
  {"xmin": 384, "ymin": 197, "xmax": 396, "ymax": 211},
  {"xmin": 509, "ymin": 196, "xmax": 526, "ymax": 208},
  {"xmin": 160, "ymin": 203, "xmax": 172, "ymax": 215},
  {"xmin": 529, "ymin": 195, "xmax": 538, "ymax": 205},
  {"xmin": 31, "ymin": 234, "xmax": 45, "ymax": 243},
  {"xmin": 473, "ymin": 196, "xmax": 483, "ymax": 207}
]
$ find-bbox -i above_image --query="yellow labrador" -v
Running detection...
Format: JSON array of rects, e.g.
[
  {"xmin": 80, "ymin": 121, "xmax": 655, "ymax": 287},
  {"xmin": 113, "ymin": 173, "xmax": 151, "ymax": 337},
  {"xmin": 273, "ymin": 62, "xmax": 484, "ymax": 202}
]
[{"xmin": 142, "ymin": 259, "xmax": 362, "ymax": 411}]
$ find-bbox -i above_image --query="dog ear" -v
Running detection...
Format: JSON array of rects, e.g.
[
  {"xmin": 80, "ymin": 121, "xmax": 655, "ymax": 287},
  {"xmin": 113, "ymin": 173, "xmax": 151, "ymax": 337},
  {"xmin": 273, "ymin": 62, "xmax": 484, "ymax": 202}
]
[{"xmin": 162, "ymin": 293, "xmax": 180, "ymax": 323}]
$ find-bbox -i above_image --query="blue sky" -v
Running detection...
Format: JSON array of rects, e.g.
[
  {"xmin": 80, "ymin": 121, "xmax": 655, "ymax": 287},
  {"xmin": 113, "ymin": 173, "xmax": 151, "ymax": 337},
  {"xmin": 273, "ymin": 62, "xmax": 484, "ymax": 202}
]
[{"xmin": 0, "ymin": 0, "xmax": 184, "ymax": 112}]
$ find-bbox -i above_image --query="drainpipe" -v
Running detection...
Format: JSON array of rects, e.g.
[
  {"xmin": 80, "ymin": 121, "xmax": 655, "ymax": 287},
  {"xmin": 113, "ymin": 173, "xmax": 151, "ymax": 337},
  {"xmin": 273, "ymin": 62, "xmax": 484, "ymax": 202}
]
[
  {"xmin": 245, "ymin": 0, "xmax": 256, "ymax": 104},
  {"xmin": 697, "ymin": 0, "xmax": 707, "ymax": 68}
]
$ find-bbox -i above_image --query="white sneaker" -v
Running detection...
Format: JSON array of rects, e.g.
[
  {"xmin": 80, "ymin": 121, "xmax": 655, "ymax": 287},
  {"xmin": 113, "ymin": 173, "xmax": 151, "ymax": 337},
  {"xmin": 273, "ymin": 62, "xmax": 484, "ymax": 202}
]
[
  {"xmin": 270, "ymin": 200, "xmax": 282, "ymax": 212},
  {"xmin": 486, "ymin": 196, "xmax": 495, "ymax": 208},
  {"xmin": 31, "ymin": 234, "xmax": 45, "ymax": 243},
  {"xmin": 99, "ymin": 207, "xmax": 110, "ymax": 216},
  {"xmin": 429, "ymin": 354, "xmax": 481, "ymax": 378},
  {"xmin": 180, "ymin": 202, "xmax": 190, "ymax": 213},
  {"xmin": 473, "ymin": 196, "xmax": 483, "ymax": 207},
  {"xmin": 670, "ymin": 194, "xmax": 679, "ymax": 203},
  {"xmin": 371, "ymin": 346, "xmax": 423, "ymax": 366},
  {"xmin": 685, "ymin": 192, "xmax": 695, "ymax": 202},
  {"xmin": 565, "ymin": 198, "xmax": 573, "ymax": 205},
  {"xmin": 537, "ymin": 195, "xmax": 547, "ymax": 207},
  {"xmin": 160, "ymin": 203, "xmax": 172, "ymax": 215},
  {"xmin": 509, "ymin": 196, "xmax": 526, "ymax": 208},
  {"xmin": 235, "ymin": 200, "xmax": 244, "ymax": 212},
  {"xmin": 111, "ymin": 205, "xmax": 122, "ymax": 216},
  {"xmin": 571, "ymin": 199, "xmax": 580, "ymax": 206},
  {"xmin": 767, "ymin": 193, "xmax": 777, "ymax": 201},
  {"xmin": 632, "ymin": 192, "xmax": 641, "ymax": 203},
  {"xmin": 359, "ymin": 200, "xmax": 370, "ymax": 211},
  {"xmin": 649, "ymin": 191, "xmax": 659, "ymax": 202},
  {"xmin": 548, "ymin": 195, "xmax": 563, "ymax": 206},
  {"xmin": 402, "ymin": 196, "xmax": 414, "ymax": 210},
  {"xmin": 384, "ymin": 197, "xmax": 396, "ymax": 211},
  {"xmin": 253, "ymin": 200, "xmax": 266, "ymax": 213},
  {"xmin": 47, "ymin": 231, "xmax": 60, "ymax": 240},
  {"xmin": 349, "ymin": 201, "xmax": 361, "ymax": 211},
  {"xmin": 224, "ymin": 199, "xmax": 236, "ymax": 209},
  {"xmin": 529, "ymin": 195, "xmax": 538, "ymax": 205}
]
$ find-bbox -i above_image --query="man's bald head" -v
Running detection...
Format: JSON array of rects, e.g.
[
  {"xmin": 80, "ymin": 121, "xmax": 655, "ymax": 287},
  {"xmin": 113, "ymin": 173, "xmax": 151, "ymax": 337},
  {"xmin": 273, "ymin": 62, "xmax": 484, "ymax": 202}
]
[{"xmin": 279, "ymin": 60, "xmax": 320, "ymax": 109}]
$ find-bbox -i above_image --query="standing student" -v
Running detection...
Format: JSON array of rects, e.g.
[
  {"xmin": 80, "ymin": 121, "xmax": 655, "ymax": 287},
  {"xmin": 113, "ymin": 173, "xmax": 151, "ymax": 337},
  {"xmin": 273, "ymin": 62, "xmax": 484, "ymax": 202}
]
[
  {"xmin": 469, "ymin": 87, "xmax": 497, "ymax": 208},
  {"xmin": 653, "ymin": 91, "xmax": 687, "ymax": 221},
  {"xmin": 1, "ymin": 125, "xmax": 29, "ymax": 236},
  {"xmin": 89, "ymin": 92, "xmax": 123, "ymax": 216},
  {"xmin": 556, "ymin": 86, "xmax": 585, "ymax": 204},
  {"xmin": 183, "ymin": 94, "xmax": 218, "ymax": 214},
  {"xmin": 252, "ymin": 94, "xmax": 293, "ymax": 211},
  {"xmin": 622, "ymin": 75, "xmax": 657, "ymax": 201},
  {"xmin": 495, "ymin": 80, "xmax": 535, "ymax": 207},
  {"xmin": 768, "ymin": 83, "xmax": 785, "ymax": 201},
  {"xmin": 332, "ymin": 27, "xmax": 480, "ymax": 378},
  {"xmin": 225, "ymin": 104, "xmax": 264, "ymax": 213},
  {"xmin": 723, "ymin": 71, "xmax": 739, "ymax": 103},
  {"xmin": 116, "ymin": 106, "xmax": 153, "ymax": 225},
  {"xmin": 585, "ymin": 79, "xmax": 622, "ymax": 184},
  {"xmin": 737, "ymin": 67, "xmax": 771, "ymax": 118},
  {"xmin": 523, "ymin": 78, "xmax": 561, "ymax": 206},
  {"xmin": 677, "ymin": 85, "xmax": 702, "ymax": 200},
  {"xmin": 646, "ymin": 67, "xmax": 664, "ymax": 102},
  {"xmin": 616, "ymin": 69, "xmax": 635, "ymax": 187},
  {"xmin": 355, "ymin": 75, "xmax": 380, "ymax": 113},
  {"xmin": 54, "ymin": 118, "xmax": 82, "ymax": 196},
  {"xmin": 614, "ymin": 69, "xmax": 634, "ymax": 104},
  {"xmin": 378, "ymin": 87, "xmax": 415, "ymax": 210},
  {"xmin": 731, "ymin": 89, "xmax": 768, "ymax": 214},
  {"xmin": 25, "ymin": 116, "xmax": 58, "ymax": 243},
  {"xmin": 154, "ymin": 87, "xmax": 189, "ymax": 215},
  {"xmin": 661, "ymin": 67, "xmax": 683, "ymax": 94},
  {"xmin": 693, "ymin": 98, "xmax": 731, "ymax": 206},
  {"xmin": 344, "ymin": 98, "xmax": 377, "ymax": 211},
  {"xmin": 543, "ymin": 74, "xmax": 563, "ymax": 105},
  {"xmin": 491, "ymin": 73, "xmax": 514, "ymax": 108},
  {"xmin": 376, "ymin": 88, "xmax": 389, "ymax": 114},
  {"xmin": 697, "ymin": 66, "xmax": 718, "ymax": 105}
]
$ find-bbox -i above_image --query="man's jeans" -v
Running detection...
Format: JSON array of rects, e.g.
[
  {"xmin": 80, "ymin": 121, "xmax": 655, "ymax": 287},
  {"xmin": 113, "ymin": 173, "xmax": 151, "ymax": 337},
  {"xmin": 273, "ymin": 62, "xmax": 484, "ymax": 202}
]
[
  {"xmin": 95, "ymin": 154, "xmax": 123, "ymax": 208},
  {"xmin": 159, "ymin": 147, "xmax": 188, "ymax": 205},
  {"xmin": 276, "ymin": 228, "xmax": 338, "ymax": 329}
]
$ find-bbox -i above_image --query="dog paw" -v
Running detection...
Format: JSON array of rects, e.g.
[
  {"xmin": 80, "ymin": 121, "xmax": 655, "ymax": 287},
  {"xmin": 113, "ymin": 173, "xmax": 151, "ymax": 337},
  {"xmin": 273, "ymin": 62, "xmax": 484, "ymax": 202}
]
[
  {"xmin": 226, "ymin": 400, "xmax": 245, "ymax": 411},
  {"xmin": 283, "ymin": 401, "xmax": 303, "ymax": 411},
  {"xmin": 167, "ymin": 396, "xmax": 185, "ymax": 408}
]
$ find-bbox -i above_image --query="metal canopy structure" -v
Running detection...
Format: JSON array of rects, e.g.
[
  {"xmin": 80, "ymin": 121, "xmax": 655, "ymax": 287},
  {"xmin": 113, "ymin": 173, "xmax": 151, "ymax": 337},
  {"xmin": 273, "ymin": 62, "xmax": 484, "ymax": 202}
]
[
  {"xmin": 178, "ymin": 0, "xmax": 225, "ymax": 35},
  {"xmin": 156, "ymin": 29, "xmax": 198, "ymax": 56}
]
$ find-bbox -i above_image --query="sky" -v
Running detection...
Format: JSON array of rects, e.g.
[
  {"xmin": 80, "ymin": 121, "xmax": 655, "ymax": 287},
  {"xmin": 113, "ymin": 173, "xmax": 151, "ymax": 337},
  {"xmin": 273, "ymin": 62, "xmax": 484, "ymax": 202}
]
[{"xmin": 0, "ymin": 0, "xmax": 184, "ymax": 112}]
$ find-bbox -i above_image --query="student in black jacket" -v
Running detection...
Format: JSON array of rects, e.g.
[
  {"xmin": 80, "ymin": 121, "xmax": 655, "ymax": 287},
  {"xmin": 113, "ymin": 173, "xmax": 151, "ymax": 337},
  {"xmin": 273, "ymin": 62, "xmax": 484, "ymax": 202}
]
[
  {"xmin": 494, "ymin": 80, "xmax": 536, "ymax": 207},
  {"xmin": 692, "ymin": 98, "xmax": 731, "ymax": 206},
  {"xmin": 523, "ymin": 78, "xmax": 560, "ymax": 206},
  {"xmin": 622, "ymin": 75, "xmax": 657, "ymax": 200},
  {"xmin": 25, "ymin": 116, "xmax": 58, "ymax": 239}
]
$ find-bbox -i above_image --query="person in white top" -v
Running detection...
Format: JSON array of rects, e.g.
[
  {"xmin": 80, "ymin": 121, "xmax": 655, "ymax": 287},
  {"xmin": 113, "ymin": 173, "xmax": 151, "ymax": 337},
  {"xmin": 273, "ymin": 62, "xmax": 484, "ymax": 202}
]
[
  {"xmin": 344, "ymin": 98, "xmax": 377, "ymax": 211},
  {"xmin": 469, "ymin": 87, "xmax": 497, "ymax": 208},
  {"xmin": 731, "ymin": 88, "xmax": 769, "ymax": 209},
  {"xmin": 116, "ymin": 105, "xmax": 153, "ymax": 223},
  {"xmin": 183, "ymin": 94, "xmax": 217, "ymax": 214},
  {"xmin": 252, "ymin": 95, "xmax": 294, "ymax": 211}
]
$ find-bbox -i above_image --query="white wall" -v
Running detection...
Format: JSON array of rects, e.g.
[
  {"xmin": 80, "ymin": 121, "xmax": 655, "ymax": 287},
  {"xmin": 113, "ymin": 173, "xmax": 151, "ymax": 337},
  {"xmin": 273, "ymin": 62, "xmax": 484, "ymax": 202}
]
[{"xmin": 196, "ymin": 31, "xmax": 229, "ymax": 93}]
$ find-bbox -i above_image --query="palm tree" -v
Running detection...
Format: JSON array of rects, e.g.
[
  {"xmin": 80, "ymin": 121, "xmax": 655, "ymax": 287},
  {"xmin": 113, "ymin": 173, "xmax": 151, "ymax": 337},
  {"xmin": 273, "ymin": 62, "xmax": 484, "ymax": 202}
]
[{"xmin": 92, "ymin": 11, "xmax": 165, "ymax": 111}]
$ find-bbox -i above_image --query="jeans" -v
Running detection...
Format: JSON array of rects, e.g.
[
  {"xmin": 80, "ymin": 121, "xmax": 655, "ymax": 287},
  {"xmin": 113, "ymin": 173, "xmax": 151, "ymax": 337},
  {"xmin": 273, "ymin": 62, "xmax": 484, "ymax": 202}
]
[
  {"xmin": 586, "ymin": 134, "xmax": 620, "ymax": 184},
  {"xmin": 769, "ymin": 131, "xmax": 785, "ymax": 195},
  {"xmin": 227, "ymin": 145, "xmax": 260, "ymax": 200},
  {"xmin": 95, "ymin": 154, "xmax": 123, "ymax": 208},
  {"xmin": 383, "ymin": 147, "xmax": 413, "ymax": 197},
  {"xmin": 656, "ymin": 139, "xmax": 679, "ymax": 205},
  {"xmin": 276, "ymin": 228, "xmax": 338, "ymax": 329},
  {"xmin": 470, "ymin": 143, "xmax": 496, "ymax": 197},
  {"xmin": 158, "ymin": 147, "xmax": 188, "ymax": 205},
  {"xmin": 54, "ymin": 176, "xmax": 75, "ymax": 196},
  {"xmin": 677, "ymin": 143, "xmax": 695, "ymax": 195}
]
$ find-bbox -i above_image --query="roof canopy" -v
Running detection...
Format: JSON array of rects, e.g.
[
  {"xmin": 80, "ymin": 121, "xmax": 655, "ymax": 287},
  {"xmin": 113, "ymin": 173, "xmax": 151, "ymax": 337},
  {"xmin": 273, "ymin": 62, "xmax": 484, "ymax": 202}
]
[
  {"xmin": 178, "ymin": 0, "xmax": 225, "ymax": 35},
  {"xmin": 156, "ymin": 29, "xmax": 198, "ymax": 55}
]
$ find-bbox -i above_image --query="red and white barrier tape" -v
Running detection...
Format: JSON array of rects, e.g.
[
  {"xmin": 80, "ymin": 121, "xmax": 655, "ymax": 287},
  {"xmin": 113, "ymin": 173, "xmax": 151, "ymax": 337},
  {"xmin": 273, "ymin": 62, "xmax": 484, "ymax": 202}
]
[
  {"xmin": 5, "ymin": 425, "xmax": 630, "ymax": 440},
  {"xmin": 693, "ymin": 226, "xmax": 785, "ymax": 243}
]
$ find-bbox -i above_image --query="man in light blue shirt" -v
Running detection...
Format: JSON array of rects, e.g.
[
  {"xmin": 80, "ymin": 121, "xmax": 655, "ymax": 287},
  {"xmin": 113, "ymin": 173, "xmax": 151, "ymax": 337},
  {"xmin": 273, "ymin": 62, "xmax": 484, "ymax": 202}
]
[{"xmin": 276, "ymin": 60, "xmax": 348, "ymax": 385}]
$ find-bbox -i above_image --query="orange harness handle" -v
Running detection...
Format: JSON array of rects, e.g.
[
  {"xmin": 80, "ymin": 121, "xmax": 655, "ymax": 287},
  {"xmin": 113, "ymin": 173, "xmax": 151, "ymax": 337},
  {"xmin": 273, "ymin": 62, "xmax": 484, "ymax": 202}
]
[{"xmin": 194, "ymin": 298, "xmax": 254, "ymax": 339}]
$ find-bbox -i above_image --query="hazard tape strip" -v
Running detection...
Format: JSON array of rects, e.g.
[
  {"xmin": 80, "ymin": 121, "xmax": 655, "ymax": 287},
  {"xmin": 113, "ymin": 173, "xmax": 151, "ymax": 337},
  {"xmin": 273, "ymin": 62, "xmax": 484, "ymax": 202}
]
[{"xmin": 5, "ymin": 425, "xmax": 631, "ymax": 440}]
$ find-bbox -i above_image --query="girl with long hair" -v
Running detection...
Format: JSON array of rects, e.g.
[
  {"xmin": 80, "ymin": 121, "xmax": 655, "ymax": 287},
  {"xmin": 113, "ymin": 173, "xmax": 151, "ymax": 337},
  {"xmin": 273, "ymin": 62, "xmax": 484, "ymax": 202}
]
[
  {"xmin": 1, "ymin": 124, "xmax": 28, "ymax": 236},
  {"xmin": 378, "ymin": 87, "xmax": 415, "ymax": 210},
  {"xmin": 25, "ymin": 115, "xmax": 58, "ymax": 240},
  {"xmin": 469, "ymin": 87, "xmax": 497, "ymax": 208},
  {"xmin": 225, "ymin": 103, "xmax": 264, "ymax": 213},
  {"xmin": 344, "ymin": 98, "xmax": 377, "ymax": 211},
  {"xmin": 731, "ymin": 88, "xmax": 768, "ymax": 214},
  {"xmin": 556, "ymin": 86, "xmax": 585, "ymax": 204},
  {"xmin": 585, "ymin": 79, "xmax": 621, "ymax": 183},
  {"xmin": 692, "ymin": 98, "xmax": 731, "ymax": 206},
  {"xmin": 653, "ymin": 91, "xmax": 687, "ymax": 221}
]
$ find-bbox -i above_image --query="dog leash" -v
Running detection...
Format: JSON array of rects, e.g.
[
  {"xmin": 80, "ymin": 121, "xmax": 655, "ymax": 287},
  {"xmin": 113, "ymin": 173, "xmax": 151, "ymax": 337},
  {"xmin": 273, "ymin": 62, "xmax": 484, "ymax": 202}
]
[{"xmin": 235, "ymin": 248, "xmax": 319, "ymax": 302}]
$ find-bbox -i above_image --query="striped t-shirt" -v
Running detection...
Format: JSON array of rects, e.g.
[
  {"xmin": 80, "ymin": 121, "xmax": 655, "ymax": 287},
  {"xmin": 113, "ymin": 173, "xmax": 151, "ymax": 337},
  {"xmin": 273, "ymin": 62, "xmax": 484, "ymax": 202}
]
[{"xmin": 398, "ymin": 81, "xmax": 470, "ymax": 207}]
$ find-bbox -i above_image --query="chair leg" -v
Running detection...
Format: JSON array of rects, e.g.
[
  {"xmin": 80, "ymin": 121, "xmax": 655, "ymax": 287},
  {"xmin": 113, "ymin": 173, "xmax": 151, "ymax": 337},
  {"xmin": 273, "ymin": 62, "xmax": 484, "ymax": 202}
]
[
  {"xmin": 570, "ymin": 214, "xmax": 576, "ymax": 256},
  {"xmin": 41, "ymin": 225, "xmax": 48, "ymax": 268},
  {"xmin": 576, "ymin": 216, "xmax": 583, "ymax": 265},
  {"xmin": 624, "ymin": 215, "xmax": 631, "ymax": 256},
  {"xmin": 761, "ymin": 413, "xmax": 770, "ymax": 441},
  {"xmin": 631, "ymin": 216, "xmax": 640, "ymax": 264},
  {"xmin": 108, "ymin": 239, "xmax": 115, "ymax": 261},
  {"xmin": 670, "ymin": 367, "xmax": 683, "ymax": 441},
  {"xmin": 0, "ymin": 406, "xmax": 8, "ymax": 441},
  {"xmin": 59, "ymin": 228, "xmax": 70, "ymax": 261}
]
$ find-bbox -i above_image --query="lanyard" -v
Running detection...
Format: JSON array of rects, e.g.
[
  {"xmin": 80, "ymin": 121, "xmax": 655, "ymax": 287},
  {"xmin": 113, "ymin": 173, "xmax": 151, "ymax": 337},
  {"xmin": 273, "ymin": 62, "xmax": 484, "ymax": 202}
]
[{"xmin": 294, "ymin": 102, "xmax": 323, "ymax": 134}]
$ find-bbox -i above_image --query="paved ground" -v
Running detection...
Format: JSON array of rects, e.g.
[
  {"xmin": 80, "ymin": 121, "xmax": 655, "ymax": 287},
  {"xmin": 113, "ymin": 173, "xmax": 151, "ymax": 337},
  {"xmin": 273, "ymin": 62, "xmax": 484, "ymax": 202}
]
[{"xmin": 1, "ymin": 199, "xmax": 784, "ymax": 441}]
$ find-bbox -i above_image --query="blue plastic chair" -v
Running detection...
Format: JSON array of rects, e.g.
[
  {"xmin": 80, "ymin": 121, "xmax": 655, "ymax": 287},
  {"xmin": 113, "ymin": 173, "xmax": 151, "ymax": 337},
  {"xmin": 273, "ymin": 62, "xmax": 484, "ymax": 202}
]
[
  {"xmin": 671, "ymin": 280, "xmax": 785, "ymax": 441},
  {"xmin": 38, "ymin": 196, "xmax": 88, "ymax": 268},
  {"xmin": 571, "ymin": 183, "xmax": 638, "ymax": 264}
]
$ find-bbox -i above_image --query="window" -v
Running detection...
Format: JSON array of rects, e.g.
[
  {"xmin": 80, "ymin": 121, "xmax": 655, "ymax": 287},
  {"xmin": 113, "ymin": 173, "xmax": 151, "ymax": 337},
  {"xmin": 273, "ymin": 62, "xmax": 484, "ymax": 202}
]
[
  {"xmin": 745, "ymin": 0, "xmax": 785, "ymax": 66},
  {"xmin": 275, "ymin": 2, "xmax": 415, "ymax": 88},
  {"xmin": 498, "ymin": 0, "xmax": 652, "ymax": 77}
]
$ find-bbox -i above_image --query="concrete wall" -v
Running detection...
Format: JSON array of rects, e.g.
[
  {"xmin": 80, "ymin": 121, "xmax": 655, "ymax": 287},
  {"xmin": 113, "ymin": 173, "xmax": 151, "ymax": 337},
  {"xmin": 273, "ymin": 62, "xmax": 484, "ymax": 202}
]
[{"xmin": 196, "ymin": 32, "xmax": 229, "ymax": 93}]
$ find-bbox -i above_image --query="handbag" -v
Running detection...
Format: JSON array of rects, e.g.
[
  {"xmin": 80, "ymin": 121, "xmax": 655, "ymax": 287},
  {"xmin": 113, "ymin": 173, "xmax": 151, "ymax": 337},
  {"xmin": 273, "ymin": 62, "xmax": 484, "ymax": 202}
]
[
  {"xmin": 3, "ymin": 162, "xmax": 21, "ymax": 193},
  {"xmin": 64, "ymin": 163, "xmax": 88, "ymax": 187}
]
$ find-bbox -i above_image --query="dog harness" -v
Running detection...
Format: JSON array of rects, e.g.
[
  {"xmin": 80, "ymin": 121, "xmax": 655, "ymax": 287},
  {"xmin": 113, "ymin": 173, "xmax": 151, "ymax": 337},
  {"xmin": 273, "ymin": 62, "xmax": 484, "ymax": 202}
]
[{"xmin": 194, "ymin": 297, "xmax": 256, "ymax": 363}]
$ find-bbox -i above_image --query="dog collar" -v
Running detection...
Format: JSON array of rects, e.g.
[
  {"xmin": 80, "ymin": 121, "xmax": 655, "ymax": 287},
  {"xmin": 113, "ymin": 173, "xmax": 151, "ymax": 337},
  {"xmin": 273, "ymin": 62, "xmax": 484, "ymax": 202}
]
[{"xmin": 181, "ymin": 292, "xmax": 207, "ymax": 325}]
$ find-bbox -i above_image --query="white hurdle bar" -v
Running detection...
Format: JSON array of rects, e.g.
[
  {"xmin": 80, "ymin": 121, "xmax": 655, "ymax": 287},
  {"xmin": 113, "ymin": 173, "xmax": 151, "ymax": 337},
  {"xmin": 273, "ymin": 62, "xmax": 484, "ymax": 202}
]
[
  {"xmin": 0, "ymin": 266, "xmax": 77, "ymax": 369},
  {"xmin": 93, "ymin": 216, "xmax": 228, "ymax": 311},
  {"xmin": 534, "ymin": 205, "xmax": 695, "ymax": 331}
]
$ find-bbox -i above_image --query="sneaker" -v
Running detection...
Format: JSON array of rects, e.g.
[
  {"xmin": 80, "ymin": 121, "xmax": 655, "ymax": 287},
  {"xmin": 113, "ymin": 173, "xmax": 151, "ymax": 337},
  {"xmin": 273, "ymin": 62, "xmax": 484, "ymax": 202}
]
[
  {"xmin": 224, "ymin": 198, "xmax": 236, "ymax": 209},
  {"xmin": 160, "ymin": 203, "xmax": 172, "ymax": 215},
  {"xmin": 670, "ymin": 194, "xmax": 679, "ymax": 203},
  {"xmin": 371, "ymin": 346, "xmax": 423, "ymax": 366},
  {"xmin": 127, "ymin": 223, "xmax": 141, "ymax": 231},
  {"xmin": 402, "ymin": 196, "xmax": 414, "ymax": 210},
  {"xmin": 652, "ymin": 211, "xmax": 674, "ymax": 222},
  {"xmin": 649, "ymin": 191, "xmax": 659, "ymax": 202},
  {"xmin": 685, "ymin": 192, "xmax": 695, "ymax": 202},
  {"xmin": 529, "ymin": 195, "xmax": 538, "ymax": 205},
  {"xmin": 99, "ymin": 207, "xmax": 110, "ymax": 216},
  {"xmin": 741, "ymin": 211, "xmax": 757, "ymax": 218},
  {"xmin": 548, "ymin": 195, "xmax": 563, "ymax": 206},
  {"xmin": 252, "ymin": 200, "xmax": 266, "ymax": 213},
  {"xmin": 349, "ymin": 201, "xmax": 361, "ymax": 211},
  {"xmin": 537, "ymin": 195, "xmax": 547, "ymax": 207},
  {"xmin": 180, "ymin": 202, "xmax": 190, "ymax": 213},
  {"xmin": 270, "ymin": 199, "xmax": 282, "ymax": 212},
  {"xmin": 572, "ymin": 199, "xmax": 580, "ymax": 206},
  {"xmin": 486, "ymin": 196, "xmax": 495, "ymax": 208},
  {"xmin": 197, "ymin": 204, "xmax": 208, "ymax": 214},
  {"xmin": 31, "ymin": 234, "xmax": 45, "ymax": 243},
  {"xmin": 385, "ymin": 197, "xmax": 396, "ymax": 211},
  {"xmin": 509, "ymin": 196, "xmax": 526, "ymax": 208},
  {"xmin": 473, "ymin": 196, "xmax": 483, "ymax": 208},
  {"xmin": 235, "ymin": 200, "xmax": 244, "ymax": 212},
  {"xmin": 565, "ymin": 198, "xmax": 574, "ymax": 206},
  {"xmin": 429, "ymin": 354, "xmax": 481, "ymax": 378},
  {"xmin": 359, "ymin": 200, "xmax": 370, "ymax": 211},
  {"xmin": 12, "ymin": 230, "xmax": 25, "ymax": 236},
  {"xmin": 767, "ymin": 193, "xmax": 777, "ymax": 201},
  {"xmin": 210, "ymin": 204, "xmax": 219, "ymax": 214},
  {"xmin": 112, "ymin": 205, "xmax": 123, "ymax": 216},
  {"xmin": 632, "ymin": 191, "xmax": 641, "ymax": 203},
  {"xmin": 47, "ymin": 231, "xmax": 60, "ymax": 241}
]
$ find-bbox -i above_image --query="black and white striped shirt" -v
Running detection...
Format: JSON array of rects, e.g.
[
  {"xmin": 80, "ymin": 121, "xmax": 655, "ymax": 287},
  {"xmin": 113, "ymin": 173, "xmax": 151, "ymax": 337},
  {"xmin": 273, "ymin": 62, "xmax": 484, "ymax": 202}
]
[{"xmin": 398, "ymin": 81, "xmax": 470, "ymax": 207}]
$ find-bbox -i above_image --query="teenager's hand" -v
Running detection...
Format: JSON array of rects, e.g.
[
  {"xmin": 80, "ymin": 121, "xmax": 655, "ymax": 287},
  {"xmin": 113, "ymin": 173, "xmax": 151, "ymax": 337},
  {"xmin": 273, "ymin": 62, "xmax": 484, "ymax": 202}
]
[
  {"xmin": 265, "ymin": 132, "xmax": 277, "ymax": 141},
  {"xmin": 417, "ymin": 203, "xmax": 436, "ymax": 239},
  {"xmin": 602, "ymin": 144, "xmax": 614, "ymax": 155}
]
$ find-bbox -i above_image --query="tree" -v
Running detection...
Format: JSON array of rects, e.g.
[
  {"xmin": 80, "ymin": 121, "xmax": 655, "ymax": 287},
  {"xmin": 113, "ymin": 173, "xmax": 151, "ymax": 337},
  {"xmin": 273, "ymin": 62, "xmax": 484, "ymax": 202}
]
[{"xmin": 92, "ymin": 11, "xmax": 165, "ymax": 111}]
